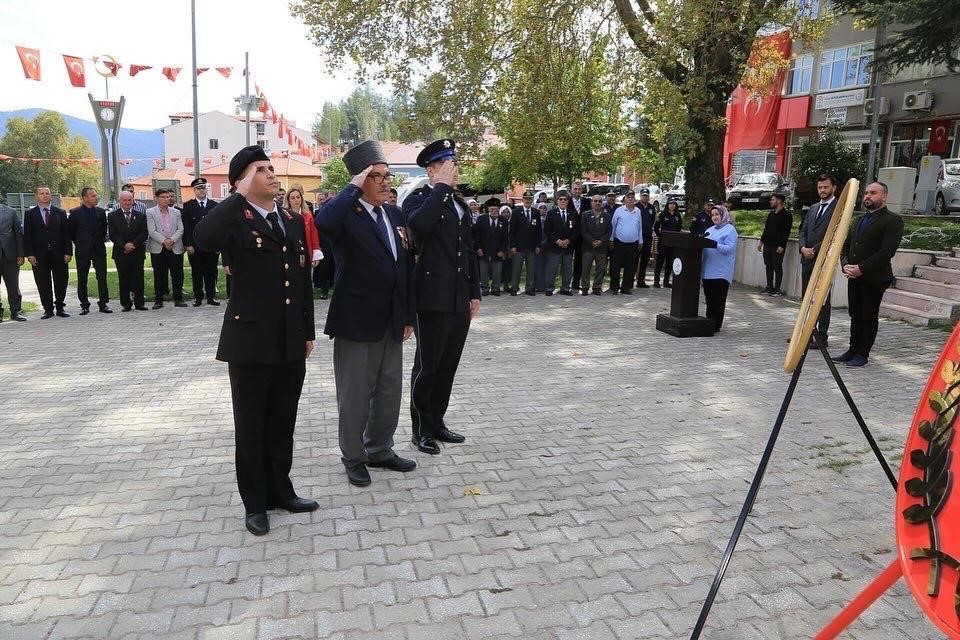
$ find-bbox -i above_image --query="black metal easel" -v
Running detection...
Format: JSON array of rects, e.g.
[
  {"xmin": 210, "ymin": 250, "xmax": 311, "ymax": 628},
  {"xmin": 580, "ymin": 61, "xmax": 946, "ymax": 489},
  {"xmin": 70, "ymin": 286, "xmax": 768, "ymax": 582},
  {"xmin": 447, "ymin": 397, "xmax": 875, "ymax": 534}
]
[{"xmin": 689, "ymin": 332, "xmax": 897, "ymax": 639}]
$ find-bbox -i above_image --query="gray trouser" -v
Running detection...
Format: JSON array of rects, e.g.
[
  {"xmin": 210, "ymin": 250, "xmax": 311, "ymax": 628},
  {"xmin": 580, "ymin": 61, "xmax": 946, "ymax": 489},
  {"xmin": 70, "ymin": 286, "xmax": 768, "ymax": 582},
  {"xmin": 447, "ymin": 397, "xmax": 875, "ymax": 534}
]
[
  {"xmin": 543, "ymin": 252, "xmax": 573, "ymax": 292},
  {"xmin": 511, "ymin": 251, "xmax": 536, "ymax": 292},
  {"xmin": 580, "ymin": 250, "xmax": 607, "ymax": 291},
  {"xmin": 478, "ymin": 258, "xmax": 503, "ymax": 292},
  {"xmin": 0, "ymin": 255, "xmax": 22, "ymax": 316},
  {"xmin": 333, "ymin": 332, "xmax": 403, "ymax": 466}
]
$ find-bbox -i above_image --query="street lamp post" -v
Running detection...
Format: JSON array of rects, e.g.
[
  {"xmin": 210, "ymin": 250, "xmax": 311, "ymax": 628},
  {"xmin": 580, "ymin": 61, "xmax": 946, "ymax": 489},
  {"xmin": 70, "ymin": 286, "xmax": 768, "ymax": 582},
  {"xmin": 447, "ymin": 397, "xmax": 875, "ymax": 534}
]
[{"xmin": 190, "ymin": 0, "xmax": 201, "ymax": 175}]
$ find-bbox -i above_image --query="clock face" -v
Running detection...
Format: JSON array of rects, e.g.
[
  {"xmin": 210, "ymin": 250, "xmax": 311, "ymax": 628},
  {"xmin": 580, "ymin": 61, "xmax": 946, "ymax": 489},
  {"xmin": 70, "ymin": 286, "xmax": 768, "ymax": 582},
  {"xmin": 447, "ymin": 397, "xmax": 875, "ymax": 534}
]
[{"xmin": 100, "ymin": 108, "xmax": 115, "ymax": 122}]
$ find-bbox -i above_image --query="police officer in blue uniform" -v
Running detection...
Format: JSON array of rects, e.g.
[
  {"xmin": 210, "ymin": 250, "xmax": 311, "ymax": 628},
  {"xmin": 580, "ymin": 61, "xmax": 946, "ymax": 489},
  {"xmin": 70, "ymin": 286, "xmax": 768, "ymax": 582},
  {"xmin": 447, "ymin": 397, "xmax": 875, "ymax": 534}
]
[
  {"xmin": 403, "ymin": 139, "xmax": 481, "ymax": 455},
  {"xmin": 194, "ymin": 146, "xmax": 317, "ymax": 536}
]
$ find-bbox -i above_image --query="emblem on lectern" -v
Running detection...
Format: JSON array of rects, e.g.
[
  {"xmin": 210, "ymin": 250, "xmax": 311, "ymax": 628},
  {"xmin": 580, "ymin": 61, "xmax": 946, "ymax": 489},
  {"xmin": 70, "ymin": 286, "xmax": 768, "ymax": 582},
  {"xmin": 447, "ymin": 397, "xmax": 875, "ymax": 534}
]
[{"xmin": 672, "ymin": 258, "xmax": 682, "ymax": 276}]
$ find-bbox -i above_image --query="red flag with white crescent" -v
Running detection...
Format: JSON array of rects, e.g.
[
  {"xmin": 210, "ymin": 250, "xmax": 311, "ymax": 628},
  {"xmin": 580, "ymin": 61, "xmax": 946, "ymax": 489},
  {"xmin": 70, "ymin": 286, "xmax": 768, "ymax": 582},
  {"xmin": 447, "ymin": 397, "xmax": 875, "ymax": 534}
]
[
  {"xmin": 62, "ymin": 55, "xmax": 86, "ymax": 87},
  {"xmin": 184, "ymin": 157, "xmax": 195, "ymax": 168},
  {"xmin": 216, "ymin": 67, "xmax": 232, "ymax": 78},
  {"xmin": 278, "ymin": 118, "xmax": 286, "ymax": 139},
  {"xmin": 16, "ymin": 46, "xmax": 41, "ymax": 81},
  {"xmin": 162, "ymin": 67, "xmax": 182, "ymax": 82},
  {"xmin": 929, "ymin": 120, "xmax": 953, "ymax": 156},
  {"xmin": 196, "ymin": 67, "xmax": 209, "ymax": 75},
  {"xmin": 103, "ymin": 61, "xmax": 120, "ymax": 76},
  {"xmin": 130, "ymin": 64, "xmax": 152, "ymax": 77}
]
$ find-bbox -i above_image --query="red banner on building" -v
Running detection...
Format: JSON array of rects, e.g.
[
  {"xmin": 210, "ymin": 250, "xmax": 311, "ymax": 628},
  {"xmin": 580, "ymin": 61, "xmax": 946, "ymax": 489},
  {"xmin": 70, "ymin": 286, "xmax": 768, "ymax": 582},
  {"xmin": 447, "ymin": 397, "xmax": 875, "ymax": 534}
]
[
  {"xmin": 725, "ymin": 31, "xmax": 792, "ymax": 152},
  {"xmin": 929, "ymin": 120, "xmax": 953, "ymax": 156}
]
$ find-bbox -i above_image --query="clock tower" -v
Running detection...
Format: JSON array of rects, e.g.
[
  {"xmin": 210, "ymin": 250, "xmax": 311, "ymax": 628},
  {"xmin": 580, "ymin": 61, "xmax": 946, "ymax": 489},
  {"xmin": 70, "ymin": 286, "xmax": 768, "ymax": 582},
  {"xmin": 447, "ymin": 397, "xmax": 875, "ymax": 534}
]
[{"xmin": 88, "ymin": 93, "xmax": 126, "ymax": 208}]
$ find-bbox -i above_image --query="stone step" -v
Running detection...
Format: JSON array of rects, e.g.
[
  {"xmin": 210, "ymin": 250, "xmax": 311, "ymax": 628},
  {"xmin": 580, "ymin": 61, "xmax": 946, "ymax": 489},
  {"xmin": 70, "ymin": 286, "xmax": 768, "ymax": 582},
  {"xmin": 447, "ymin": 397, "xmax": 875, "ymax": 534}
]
[
  {"xmin": 895, "ymin": 276, "xmax": 960, "ymax": 301},
  {"xmin": 915, "ymin": 265, "xmax": 960, "ymax": 285},
  {"xmin": 879, "ymin": 302, "xmax": 950, "ymax": 327},
  {"xmin": 883, "ymin": 288, "xmax": 960, "ymax": 317},
  {"xmin": 953, "ymin": 246, "xmax": 960, "ymax": 258},
  {"xmin": 935, "ymin": 255, "xmax": 960, "ymax": 270}
]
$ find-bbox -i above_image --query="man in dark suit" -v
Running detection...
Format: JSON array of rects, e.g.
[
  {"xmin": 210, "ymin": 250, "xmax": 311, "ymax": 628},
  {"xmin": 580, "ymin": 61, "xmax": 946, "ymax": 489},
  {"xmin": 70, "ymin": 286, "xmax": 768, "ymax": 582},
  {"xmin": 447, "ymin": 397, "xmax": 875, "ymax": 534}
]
[
  {"xmin": 833, "ymin": 181, "xmax": 904, "ymax": 368},
  {"xmin": 182, "ymin": 177, "xmax": 221, "ymax": 306},
  {"xmin": 23, "ymin": 186, "xmax": 72, "ymax": 318},
  {"xmin": 194, "ymin": 146, "xmax": 317, "ymax": 536},
  {"xmin": 567, "ymin": 182, "xmax": 590, "ymax": 287},
  {"xmin": 799, "ymin": 173, "xmax": 838, "ymax": 341},
  {"xmin": 316, "ymin": 141, "xmax": 417, "ymax": 487},
  {"xmin": 108, "ymin": 191, "xmax": 149, "ymax": 311},
  {"xmin": 473, "ymin": 197, "xmax": 509, "ymax": 296},
  {"xmin": 543, "ymin": 192, "xmax": 580, "ymax": 295},
  {"xmin": 0, "ymin": 202, "xmax": 25, "ymax": 321},
  {"xmin": 635, "ymin": 188, "xmax": 657, "ymax": 287},
  {"xmin": 403, "ymin": 139, "xmax": 481, "ymax": 456},
  {"xmin": 510, "ymin": 193, "xmax": 542, "ymax": 296},
  {"xmin": 70, "ymin": 187, "xmax": 112, "ymax": 314},
  {"xmin": 579, "ymin": 195, "xmax": 612, "ymax": 295}
]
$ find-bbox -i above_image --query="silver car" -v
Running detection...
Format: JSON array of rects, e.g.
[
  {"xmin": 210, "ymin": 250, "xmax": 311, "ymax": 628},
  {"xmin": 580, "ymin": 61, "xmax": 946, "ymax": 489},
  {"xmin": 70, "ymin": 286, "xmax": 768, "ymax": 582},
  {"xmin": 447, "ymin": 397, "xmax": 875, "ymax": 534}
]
[{"xmin": 935, "ymin": 158, "xmax": 960, "ymax": 215}]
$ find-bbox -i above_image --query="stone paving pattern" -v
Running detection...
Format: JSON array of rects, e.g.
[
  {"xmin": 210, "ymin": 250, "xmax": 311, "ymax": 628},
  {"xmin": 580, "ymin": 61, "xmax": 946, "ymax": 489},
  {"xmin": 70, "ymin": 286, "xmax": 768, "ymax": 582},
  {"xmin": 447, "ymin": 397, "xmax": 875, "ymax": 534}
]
[{"xmin": 0, "ymin": 284, "xmax": 950, "ymax": 639}]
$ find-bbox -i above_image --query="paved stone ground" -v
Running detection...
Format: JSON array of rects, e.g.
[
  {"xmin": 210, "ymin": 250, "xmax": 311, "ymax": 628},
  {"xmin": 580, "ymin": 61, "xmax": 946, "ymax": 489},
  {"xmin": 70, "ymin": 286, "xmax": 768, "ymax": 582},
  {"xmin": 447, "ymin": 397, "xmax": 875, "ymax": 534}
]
[{"xmin": 0, "ymin": 282, "xmax": 951, "ymax": 639}]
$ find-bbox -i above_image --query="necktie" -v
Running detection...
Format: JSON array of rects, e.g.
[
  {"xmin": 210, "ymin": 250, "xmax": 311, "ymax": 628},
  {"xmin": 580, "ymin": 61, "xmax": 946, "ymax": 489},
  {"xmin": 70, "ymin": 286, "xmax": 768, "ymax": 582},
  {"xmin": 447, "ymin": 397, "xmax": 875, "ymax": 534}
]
[
  {"xmin": 266, "ymin": 210, "xmax": 285, "ymax": 240},
  {"xmin": 42, "ymin": 208, "xmax": 49, "ymax": 226},
  {"xmin": 125, "ymin": 211, "xmax": 131, "ymax": 225},
  {"xmin": 373, "ymin": 206, "xmax": 395, "ymax": 259},
  {"xmin": 815, "ymin": 202, "xmax": 826, "ymax": 224},
  {"xmin": 525, "ymin": 208, "xmax": 531, "ymax": 223}
]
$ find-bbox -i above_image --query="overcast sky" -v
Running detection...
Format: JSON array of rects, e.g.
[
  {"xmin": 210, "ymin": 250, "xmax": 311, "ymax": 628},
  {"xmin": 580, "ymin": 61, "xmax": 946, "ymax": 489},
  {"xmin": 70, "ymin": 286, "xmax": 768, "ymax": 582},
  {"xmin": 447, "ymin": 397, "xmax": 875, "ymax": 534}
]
[{"xmin": 0, "ymin": 0, "xmax": 358, "ymax": 131}]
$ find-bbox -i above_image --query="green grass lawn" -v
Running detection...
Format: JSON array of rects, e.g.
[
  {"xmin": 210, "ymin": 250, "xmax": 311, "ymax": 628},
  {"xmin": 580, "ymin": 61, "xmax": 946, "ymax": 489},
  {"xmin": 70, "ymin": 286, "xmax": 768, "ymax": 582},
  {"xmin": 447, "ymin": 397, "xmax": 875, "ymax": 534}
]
[{"xmin": 731, "ymin": 210, "xmax": 960, "ymax": 252}]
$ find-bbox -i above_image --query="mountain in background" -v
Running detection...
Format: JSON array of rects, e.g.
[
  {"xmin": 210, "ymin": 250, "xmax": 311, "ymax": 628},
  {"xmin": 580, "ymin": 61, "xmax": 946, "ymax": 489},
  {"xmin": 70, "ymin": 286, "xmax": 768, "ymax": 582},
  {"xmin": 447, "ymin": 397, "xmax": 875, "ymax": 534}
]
[{"xmin": 0, "ymin": 109, "xmax": 163, "ymax": 180}]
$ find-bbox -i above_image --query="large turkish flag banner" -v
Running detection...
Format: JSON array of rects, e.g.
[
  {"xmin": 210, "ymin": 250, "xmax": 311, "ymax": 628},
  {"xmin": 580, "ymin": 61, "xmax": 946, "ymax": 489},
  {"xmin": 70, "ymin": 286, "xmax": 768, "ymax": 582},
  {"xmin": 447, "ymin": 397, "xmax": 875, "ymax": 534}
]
[
  {"xmin": 725, "ymin": 31, "xmax": 792, "ymax": 151},
  {"xmin": 929, "ymin": 120, "xmax": 953, "ymax": 156}
]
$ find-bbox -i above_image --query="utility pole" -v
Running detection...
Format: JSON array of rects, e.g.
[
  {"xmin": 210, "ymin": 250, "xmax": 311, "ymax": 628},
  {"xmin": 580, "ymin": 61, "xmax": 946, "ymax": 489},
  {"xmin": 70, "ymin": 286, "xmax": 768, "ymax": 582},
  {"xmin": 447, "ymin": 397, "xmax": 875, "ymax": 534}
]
[
  {"xmin": 244, "ymin": 52, "xmax": 251, "ymax": 146},
  {"xmin": 865, "ymin": 24, "xmax": 886, "ymax": 186},
  {"xmin": 190, "ymin": 0, "xmax": 201, "ymax": 176}
]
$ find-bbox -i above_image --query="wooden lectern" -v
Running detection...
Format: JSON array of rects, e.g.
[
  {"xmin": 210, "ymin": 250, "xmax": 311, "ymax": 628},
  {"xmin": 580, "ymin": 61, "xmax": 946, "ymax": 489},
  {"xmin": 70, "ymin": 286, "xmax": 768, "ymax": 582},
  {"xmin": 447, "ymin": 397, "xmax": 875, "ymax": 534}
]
[{"xmin": 655, "ymin": 231, "xmax": 717, "ymax": 337}]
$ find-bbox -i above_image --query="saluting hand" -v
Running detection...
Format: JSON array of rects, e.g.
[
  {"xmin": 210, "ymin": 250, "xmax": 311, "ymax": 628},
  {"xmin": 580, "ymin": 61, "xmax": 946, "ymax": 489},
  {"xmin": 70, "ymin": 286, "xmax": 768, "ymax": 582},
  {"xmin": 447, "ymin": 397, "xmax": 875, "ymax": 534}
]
[
  {"xmin": 235, "ymin": 165, "xmax": 258, "ymax": 198},
  {"xmin": 351, "ymin": 165, "xmax": 374, "ymax": 188},
  {"xmin": 434, "ymin": 160, "xmax": 458, "ymax": 187}
]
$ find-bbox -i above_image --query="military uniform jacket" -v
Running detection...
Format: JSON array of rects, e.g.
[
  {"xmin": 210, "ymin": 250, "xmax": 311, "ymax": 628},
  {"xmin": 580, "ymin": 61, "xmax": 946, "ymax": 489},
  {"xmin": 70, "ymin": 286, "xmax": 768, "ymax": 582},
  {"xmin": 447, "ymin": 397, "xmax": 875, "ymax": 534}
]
[
  {"xmin": 841, "ymin": 206, "xmax": 904, "ymax": 284},
  {"xmin": 580, "ymin": 210, "xmax": 612, "ymax": 252},
  {"xmin": 654, "ymin": 211, "xmax": 682, "ymax": 236},
  {"xmin": 472, "ymin": 214, "xmax": 508, "ymax": 260},
  {"xmin": 182, "ymin": 197, "xmax": 220, "ymax": 250},
  {"xmin": 509, "ymin": 206, "xmax": 542, "ymax": 252},
  {"xmin": 315, "ymin": 184, "xmax": 415, "ymax": 343},
  {"xmin": 689, "ymin": 210, "xmax": 712, "ymax": 236},
  {"xmin": 194, "ymin": 193, "xmax": 316, "ymax": 364},
  {"xmin": 543, "ymin": 207, "xmax": 580, "ymax": 254},
  {"xmin": 637, "ymin": 204, "xmax": 656, "ymax": 242},
  {"xmin": 403, "ymin": 182, "xmax": 481, "ymax": 314}
]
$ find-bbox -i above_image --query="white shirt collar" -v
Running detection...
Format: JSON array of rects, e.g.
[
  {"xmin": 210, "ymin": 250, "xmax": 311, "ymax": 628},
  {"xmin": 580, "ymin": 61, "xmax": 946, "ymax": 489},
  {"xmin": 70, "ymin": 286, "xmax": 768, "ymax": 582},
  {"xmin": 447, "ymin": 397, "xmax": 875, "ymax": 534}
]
[
  {"xmin": 820, "ymin": 196, "xmax": 836, "ymax": 207},
  {"xmin": 248, "ymin": 199, "xmax": 278, "ymax": 220}
]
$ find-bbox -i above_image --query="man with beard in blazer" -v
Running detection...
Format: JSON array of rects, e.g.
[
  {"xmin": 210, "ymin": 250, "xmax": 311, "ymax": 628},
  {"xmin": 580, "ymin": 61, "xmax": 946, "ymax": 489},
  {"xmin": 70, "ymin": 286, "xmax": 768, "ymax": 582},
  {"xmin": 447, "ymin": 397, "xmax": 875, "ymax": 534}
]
[
  {"xmin": 799, "ymin": 173, "xmax": 838, "ymax": 343},
  {"xmin": 23, "ymin": 186, "xmax": 72, "ymax": 318},
  {"xmin": 510, "ymin": 193, "xmax": 542, "ymax": 295},
  {"xmin": 194, "ymin": 145, "xmax": 317, "ymax": 536},
  {"xmin": 182, "ymin": 177, "xmax": 221, "ymax": 306},
  {"xmin": 70, "ymin": 187, "xmax": 112, "ymax": 314},
  {"xmin": 316, "ymin": 140, "xmax": 417, "ymax": 487},
  {"xmin": 403, "ymin": 139, "xmax": 481, "ymax": 456}
]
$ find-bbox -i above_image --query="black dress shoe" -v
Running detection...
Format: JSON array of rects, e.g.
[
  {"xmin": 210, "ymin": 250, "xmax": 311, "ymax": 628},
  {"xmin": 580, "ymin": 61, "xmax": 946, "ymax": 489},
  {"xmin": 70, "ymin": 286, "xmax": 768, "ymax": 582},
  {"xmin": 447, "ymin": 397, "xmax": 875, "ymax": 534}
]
[
  {"xmin": 272, "ymin": 496, "xmax": 319, "ymax": 512},
  {"xmin": 412, "ymin": 437, "xmax": 441, "ymax": 455},
  {"xmin": 79, "ymin": 308, "xmax": 90, "ymax": 315},
  {"xmin": 346, "ymin": 464, "xmax": 372, "ymax": 487},
  {"xmin": 524, "ymin": 290, "xmax": 536, "ymax": 296},
  {"xmin": 545, "ymin": 290, "xmax": 553, "ymax": 296},
  {"xmin": 206, "ymin": 299, "xmax": 221, "ymax": 306},
  {"xmin": 152, "ymin": 302, "xmax": 163, "ymax": 310},
  {"xmin": 174, "ymin": 300, "xmax": 188, "ymax": 308},
  {"xmin": 135, "ymin": 305, "xmax": 149, "ymax": 311},
  {"xmin": 121, "ymin": 306, "xmax": 132, "ymax": 312},
  {"xmin": 653, "ymin": 283, "xmax": 661, "ymax": 288},
  {"xmin": 193, "ymin": 300, "xmax": 203, "ymax": 307},
  {"xmin": 621, "ymin": 289, "xmax": 633, "ymax": 295},
  {"xmin": 831, "ymin": 350, "xmax": 855, "ymax": 363},
  {"xmin": 10, "ymin": 314, "xmax": 26, "ymax": 322},
  {"xmin": 492, "ymin": 290, "xmax": 501, "ymax": 296},
  {"xmin": 245, "ymin": 512, "xmax": 269, "ymax": 536},
  {"xmin": 435, "ymin": 429, "xmax": 466, "ymax": 444},
  {"xmin": 664, "ymin": 282, "xmax": 672, "ymax": 288},
  {"xmin": 55, "ymin": 309, "xmax": 70, "ymax": 318},
  {"xmin": 581, "ymin": 290, "xmax": 589, "ymax": 296},
  {"xmin": 560, "ymin": 290, "xmax": 574, "ymax": 296},
  {"xmin": 608, "ymin": 289, "xmax": 619, "ymax": 295},
  {"xmin": 98, "ymin": 306, "xmax": 113, "ymax": 314},
  {"xmin": 638, "ymin": 283, "xmax": 649, "ymax": 288},
  {"xmin": 368, "ymin": 455, "xmax": 417, "ymax": 472},
  {"xmin": 592, "ymin": 290, "xmax": 601, "ymax": 296},
  {"xmin": 510, "ymin": 291, "xmax": 518, "ymax": 296},
  {"xmin": 41, "ymin": 311, "xmax": 55, "ymax": 319}
]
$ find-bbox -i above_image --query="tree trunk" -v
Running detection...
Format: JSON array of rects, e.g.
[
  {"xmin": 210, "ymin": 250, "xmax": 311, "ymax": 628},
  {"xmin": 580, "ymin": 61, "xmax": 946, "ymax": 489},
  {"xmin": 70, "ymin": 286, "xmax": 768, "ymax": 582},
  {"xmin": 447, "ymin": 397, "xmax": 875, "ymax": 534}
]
[{"xmin": 684, "ymin": 116, "xmax": 727, "ymax": 213}]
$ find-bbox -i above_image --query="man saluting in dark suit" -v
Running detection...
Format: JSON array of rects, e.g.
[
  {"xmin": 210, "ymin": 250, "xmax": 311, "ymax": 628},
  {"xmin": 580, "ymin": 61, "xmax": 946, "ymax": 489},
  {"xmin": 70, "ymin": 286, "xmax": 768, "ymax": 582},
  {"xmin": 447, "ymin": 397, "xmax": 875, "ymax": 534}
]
[
  {"xmin": 316, "ymin": 141, "xmax": 417, "ymax": 487},
  {"xmin": 404, "ymin": 139, "xmax": 481, "ymax": 455},
  {"xmin": 194, "ymin": 146, "xmax": 317, "ymax": 536},
  {"xmin": 182, "ymin": 177, "xmax": 221, "ymax": 306},
  {"xmin": 799, "ymin": 173, "xmax": 838, "ymax": 342},
  {"xmin": 23, "ymin": 186, "xmax": 72, "ymax": 318},
  {"xmin": 70, "ymin": 187, "xmax": 112, "ymax": 314}
]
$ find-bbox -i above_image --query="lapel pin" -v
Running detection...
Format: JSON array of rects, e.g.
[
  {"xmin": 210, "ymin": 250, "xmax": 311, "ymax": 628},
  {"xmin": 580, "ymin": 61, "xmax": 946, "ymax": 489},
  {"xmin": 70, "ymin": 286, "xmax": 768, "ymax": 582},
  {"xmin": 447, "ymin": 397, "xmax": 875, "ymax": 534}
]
[{"xmin": 244, "ymin": 210, "xmax": 254, "ymax": 220}]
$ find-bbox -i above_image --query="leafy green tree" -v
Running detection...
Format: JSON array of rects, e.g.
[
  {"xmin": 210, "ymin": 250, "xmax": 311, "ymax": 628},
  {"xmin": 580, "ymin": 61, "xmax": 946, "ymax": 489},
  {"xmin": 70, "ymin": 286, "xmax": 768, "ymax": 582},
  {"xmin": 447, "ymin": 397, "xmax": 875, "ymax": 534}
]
[
  {"xmin": 790, "ymin": 126, "xmax": 867, "ymax": 205},
  {"xmin": 831, "ymin": 0, "xmax": 960, "ymax": 69},
  {"xmin": 320, "ymin": 156, "xmax": 351, "ymax": 191},
  {"xmin": 460, "ymin": 146, "xmax": 517, "ymax": 193},
  {"xmin": 0, "ymin": 111, "xmax": 101, "ymax": 197}
]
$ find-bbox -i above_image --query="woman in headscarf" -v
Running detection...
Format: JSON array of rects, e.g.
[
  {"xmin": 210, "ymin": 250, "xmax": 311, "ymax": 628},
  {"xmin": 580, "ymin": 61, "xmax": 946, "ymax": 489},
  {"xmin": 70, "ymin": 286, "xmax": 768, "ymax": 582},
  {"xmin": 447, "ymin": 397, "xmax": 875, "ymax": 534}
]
[{"xmin": 701, "ymin": 204, "xmax": 739, "ymax": 331}]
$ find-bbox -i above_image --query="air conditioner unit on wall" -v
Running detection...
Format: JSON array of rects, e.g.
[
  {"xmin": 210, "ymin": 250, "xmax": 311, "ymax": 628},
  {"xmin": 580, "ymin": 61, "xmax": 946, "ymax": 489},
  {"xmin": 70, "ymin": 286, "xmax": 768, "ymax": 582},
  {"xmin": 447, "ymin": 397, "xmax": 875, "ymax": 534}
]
[
  {"xmin": 903, "ymin": 90, "xmax": 934, "ymax": 111},
  {"xmin": 863, "ymin": 97, "xmax": 890, "ymax": 117}
]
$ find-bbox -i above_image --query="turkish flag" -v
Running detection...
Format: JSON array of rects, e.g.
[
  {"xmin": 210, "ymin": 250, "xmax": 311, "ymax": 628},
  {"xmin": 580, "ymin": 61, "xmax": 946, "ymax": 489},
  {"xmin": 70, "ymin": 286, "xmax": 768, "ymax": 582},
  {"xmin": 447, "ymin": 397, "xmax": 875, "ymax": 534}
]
[
  {"xmin": 103, "ymin": 61, "xmax": 120, "ymax": 76},
  {"xmin": 184, "ymin": 157, "xmax": 195, "ymax": 168},
  {"xmin": 278, "ymin": 117, "xmax": 286, "ymax": 139},
  {"xmin": 202, "ymin": 157, "xmax": 212, "ymax": 165},
  {"xmin": 63, "ymin": 55, "xmax": 85, "ymax": 87},
  {"xmin": 162, "ymin": 66, "xmax": 182, "ymax": 82},
  {"xmin": 725, "ymin": 31, "xmax": 792, "ymax": 152},
  {"xmin": 16, "ymin": 46, "xmax": 41, "ymax": 81},
  {"xmin": 216, "ymin": 67, "xmax": 232, "ymax": 78},
  {"xmin": 130, "ymin": 64, "xmax": 152, "ymax": 77},
  {"xmin": 929, "ymin": 119, "xmax": 953, "ymax": 156},
  {"xmin": 271, "ymin": 109, "xmax": 278, "ymax": 124},
  {"xmin": 170, "ymin": 156, "xmax": 180, "ymax": 162},
  {"xmin": 196, "ymin": 67, "xmax": 209, "ymax": 75},
  {"xmin": 287, "ymin": 130, "xmax": 294, "ymax": 145},
  {"xmin": 259, "ymin": 99, "xmax": 270, "ymax": 114}
]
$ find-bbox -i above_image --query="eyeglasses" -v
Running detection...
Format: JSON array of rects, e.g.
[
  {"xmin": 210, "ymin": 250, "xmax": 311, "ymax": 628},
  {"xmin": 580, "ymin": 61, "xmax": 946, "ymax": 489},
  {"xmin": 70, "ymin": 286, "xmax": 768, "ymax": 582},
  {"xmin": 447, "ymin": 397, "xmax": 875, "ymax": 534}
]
[{"xmin": 368, "ymin": 172, "xmax": 394, "ymax": 184}]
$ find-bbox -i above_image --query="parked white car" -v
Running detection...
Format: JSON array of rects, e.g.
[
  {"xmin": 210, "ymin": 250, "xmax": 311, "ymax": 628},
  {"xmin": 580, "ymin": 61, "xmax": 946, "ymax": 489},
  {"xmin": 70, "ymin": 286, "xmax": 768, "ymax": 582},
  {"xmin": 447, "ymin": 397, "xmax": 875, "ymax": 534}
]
[
  {"xmin": 935, "ymin": 158, "xmax": 960, "ymax": 215},
  {"xmin": 632, "ymin": 184, "xmax": 668, "ymax": 212}
]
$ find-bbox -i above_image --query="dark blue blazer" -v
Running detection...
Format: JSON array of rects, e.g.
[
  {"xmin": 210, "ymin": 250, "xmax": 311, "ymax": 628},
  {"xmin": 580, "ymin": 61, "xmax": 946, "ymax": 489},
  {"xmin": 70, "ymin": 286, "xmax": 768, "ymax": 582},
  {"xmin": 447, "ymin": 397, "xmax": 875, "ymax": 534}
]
[
  {"xmin": 316, "ymin": 184, "xmax": 415, "ymax": 342},
  {"xmin": 23, "ymin": 205, "xmax": 71, "ymax": 260},
  {"xmin": 69, "ymin": 205, "xmax": 108, "ymax": 258},
  {"xmin": 472, "ymin": 214, "xmax": 508, "ymax": 260}
]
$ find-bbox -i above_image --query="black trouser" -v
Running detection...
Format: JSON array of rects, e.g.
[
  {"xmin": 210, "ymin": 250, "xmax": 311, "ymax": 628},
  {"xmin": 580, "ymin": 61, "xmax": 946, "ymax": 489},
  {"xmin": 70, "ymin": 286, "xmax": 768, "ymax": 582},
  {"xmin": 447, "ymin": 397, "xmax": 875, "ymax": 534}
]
[
  {"xmin": 762, "ymin": 247, "xmax": 785, "ymax": 291},
  {"xmin": 800, "ymin": 263, "xmax": 831, "ymax": 336},
  {"xmin": 76, "ymin": 253, "xmax": 109, "ymax": 309},
  {"xmin": 609, "ymin": 240, "xmax": 639, "ymax": 292},
  {"xmin": 501, "ymin": 255, "xmax": 513, "ymax": 290},
  {"xmin": 410, "ymin": 310, "xmax": 471, "ymax": 440},
  {"xmin": 115, "ymin": 252, "xmax": 145, "ymax": 308},
  {"xmin": 654, "ymin": 244, "xmax": 673, "ymax": 285},
  {"xmin": 847, "ymin": 279, "xmax": 890, "ymax": 358},
  {"xmin": 571, "ymin": 239, "xmax": 583, "ymax": 288},
  {"xmin": 313, "ymin": 254, "xmax": 333, "ymax": 291},
  {"xmin": 228, "ymin": 359, "xmax": 306, "ymax": 514},
  {"xmin": 0, "ymin": 255, "xmax": 22, "ymax": 316},
  {"xmin": 189, "ymin": 250, "xmax": 219, "ymax": 301},
  {"xmin": 32, "ymin": 252, "xmax": 68, "ymax": 312},
  {"xmin": 151, "ymin": 249, "xmax": 184, "ymax": 302},
  {"xmin": 637, "ymin": 241, "xmax": 652, "ymax": 285},
  {"xmin": 703, "ymin": 278, "xmax": 730, "ymax": 331},
  {"xmin": 478, "ymin": 258, "xmax": 503, "ymax": 292}
]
